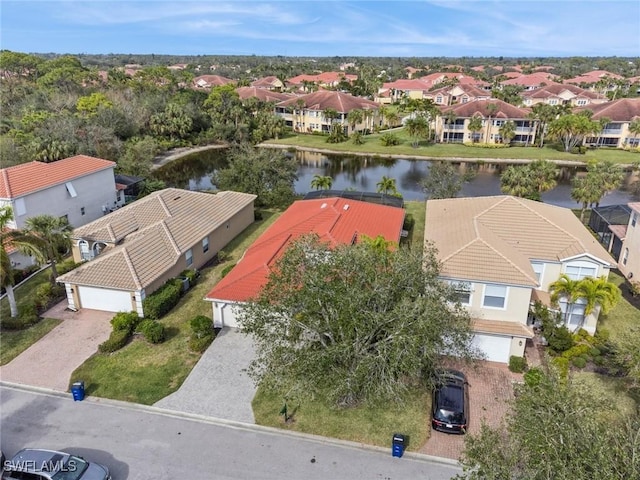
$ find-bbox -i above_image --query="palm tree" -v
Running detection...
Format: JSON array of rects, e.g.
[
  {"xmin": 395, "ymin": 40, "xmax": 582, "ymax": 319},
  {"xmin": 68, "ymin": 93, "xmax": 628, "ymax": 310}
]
[
  {"xmin": 310, "ymin": 174, "xmax": 333, "ymax": 191},
  {"xmin": 323, "ymin": 108, "xmax": 340, "ymax": 133},
  {"xmin": 467, "ymin": 115, "xmax": 484, "ymax": 143},
  {"xmin": 529, "ymin": 103, "xmax": 558, "ymax": 148},
  {"xmin": 376, "ymin": 175, "xmax": 397, "ymax": 195},
  {"xmin": 529, "ymin": 159, "xmax": 559, "ymax": 193},
  {"xmin": 346, "ymin": 109, "xmax": 364, "ymax": 135},
  {"xmin": 485, "ymin": 103, "xmax": 499, "ymax": 144},
  {"xmin": 500, "ymin": 166, "xmax": 535, "ymax": 199},
  {"xmin": 404, "ymin": 116, "xmax": 429, "ymax": 148},
  {"xmin": 22, "ymin": 214, "xmax": 73, "ymax": 285},
  {"xmin": 443, "ymin": 110, "xmax": 457, "ymax": 143},
  {"xmin": 359, "ymin": 234, "xmax": 396, "ymax": 258},
  {"xmin": 0, "ymin": 206, "xmax": 46, "ymax": 318},
  {"xmin": 571, "ymin": 176, "xmax": 602, "ymax": 223},
  {"xmin": 576, "ymin": 276, "xmax": 621, "ymax": 318},
  {"xmin": 384, "ymin": 107, "xmax": 400, "ymax": 128},
  {"xmin": 549, "ymin": 274, "xmax": 583, "ymax": 326},
  {"xmin": 628, "ymin": 119, "xmax": 640, "ymax": 147},
  {"xmin": 498, "ymin": 120, "xmax": 516, "ymax": 145}
]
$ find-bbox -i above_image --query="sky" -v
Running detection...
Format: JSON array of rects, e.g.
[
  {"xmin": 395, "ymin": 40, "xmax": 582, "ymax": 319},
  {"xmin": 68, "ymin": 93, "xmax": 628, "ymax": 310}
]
[{"xmin": 2, "ymin": 0, "xmax": 640, "ymax": 58}]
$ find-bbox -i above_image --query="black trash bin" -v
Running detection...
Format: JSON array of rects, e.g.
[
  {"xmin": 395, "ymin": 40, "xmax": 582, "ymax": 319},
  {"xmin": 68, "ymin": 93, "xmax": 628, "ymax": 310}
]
[
  {"xmin": 71, "ymin": 381, "xmax": 85, "ymax": 401},
  {"xmin": 392, "ymin": 433, "xmax": 406, "ymax": 458}
]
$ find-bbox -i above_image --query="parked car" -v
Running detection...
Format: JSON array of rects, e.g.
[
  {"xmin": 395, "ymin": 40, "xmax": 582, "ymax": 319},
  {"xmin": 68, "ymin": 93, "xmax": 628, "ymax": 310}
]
[
  {"xmin": 1, "ymin": 448, "xmax": 110, "ymax": 480},
  {"xmin": 431, "ymin": 369, "xmax": 469, "ymax": 434}
]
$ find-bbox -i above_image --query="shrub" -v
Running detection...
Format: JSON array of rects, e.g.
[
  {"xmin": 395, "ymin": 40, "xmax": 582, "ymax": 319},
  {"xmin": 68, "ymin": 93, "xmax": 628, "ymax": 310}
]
[
  {"xmin": 142, "ymin": 279, "xmax": 182, "ymax": 319},
  {"xmin": 189, "ymin": 334, "xmax": 214, "ymax": 353},
  {"xmin": 111, "ymin": 311, "xmax": 142, "ymax": 333},
  {"xmin": 57, "ymin": 260, "xmax": 81, "ymax": 275},
  {"xmin": 561, "ymin": 343, "xmax": 592, "ymax": 361},
  {"xmin": 462, "ymin": 142, "xmax": 509, "ymax": 149},
  {"xmin": 34, "ymin": 282, "xmax": 65, "ymax": 311},
  {"xmin": 351, "ymin": 131, "xmax": 364, "ymax": 145},
  {"xmin": 180, "ymin": 269, "xmax": 199, "ymax": 285},
  {"xmin": 139, "ymin": 319, "xmax": 165, "ymax": 344},
  {"xmin": 2, "ymin": 304, "xmax": 41, "ymax": 330},
  {"xmin": 190, "ymin": 315, "xmax": 213, "ymax": 338},
  {"xmin": 572, "ymin": 328, "xmax": 590, "ymax": 342},
  {"xmin": 380, "ymin": 132, "xmax": 400, "ymax": 146},
  {"xmin": 98, "ymin": 328, "xmax": 130, "ymax": 353},
  {"xmin": 551, "ymin": 356, "xmax": 570, "ymax": 378},
  {"xmin": 254, "ymin": 210, "xmax": 263, "ymax": 221},
  {"xmin": 546, "ymin": 325, "xmax": 574, "ymax": 353},
  {"xmin": 220, "ymin": 264, "xmax": 236, "ymax": 278},
  {"xmin": 571, "ymin": 356, "xmax": 587, "ymax": 369},
  {"xmin": 403, "ymin": 214, "xmax": 415, "ymax": 232},
  {"xmin": 593, "ymin": 355, "xmax": 606, "ymax": 366},
  {"xmin": 11, "ymin": 265, "xmax": 40, "ymax": 285},
  {"xmin": 589, "ymin": 347, "xmax": 601, "ymax": 357},
  {"xmin": 523, "ymin": 367, "xmax": 544, "ymax": 387},
  {"xmin": 509, "ymin": 355, "xmax": 528, "ymax": 373},
  {"xmin": 594, "ymin": 328, "xmax": 610, "ymax": 346}
]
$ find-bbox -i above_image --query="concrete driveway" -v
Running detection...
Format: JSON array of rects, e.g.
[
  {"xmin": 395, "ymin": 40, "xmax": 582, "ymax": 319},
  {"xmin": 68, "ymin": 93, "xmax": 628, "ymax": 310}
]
[
  {"xmin": 154, "ymin": 328, "xmax": 257, "ymax": 423},
  {"xmin": 0, "ymin": 301, "xmax": 113, "ymax": 392},
  {"xmin": 419, "ymin": 361, "xmax": 522, "ymax": 461}
]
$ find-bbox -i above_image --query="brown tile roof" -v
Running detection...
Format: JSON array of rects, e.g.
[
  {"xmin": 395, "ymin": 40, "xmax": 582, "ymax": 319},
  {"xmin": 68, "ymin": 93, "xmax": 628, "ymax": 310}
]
[
  {"xmin": 575, "ymin": 98, "xmax": 640, "ymax": 122},
  {"xmin": 472, "ymin": 318, "xmax": 534, "ymax": 338},
  {"xmin": 382, "ymin": 79, "xmax": 431, "ymax": 91},
  {"xmin": 521, "ymin": 83, "xmax": 607, "ymax": 101},
  {"xmin": 193, "ymin": 75, "xmax": 234, "ymax": 88},
  {"xmin": 250, "ymin": 76, "xmax": 282, "ymax": 88},
  {"xmin": 428, "ymin": 84, "xmax": 491, "ymax": 99},
  {"xmin": 287, "ymin": 72, "xmax": 357, "ymax": 85},
  {"xmin": 500, "ymin": 72, "xmax": 558, "ymax": 87},
  {"xmin": 425, "ymin": 196, "xmax": 613, "ymax": 287},
  {"xmin": 440, "ymin": 99, "xmax": 531, "ymax": 119},
  {"xmin": 206, "ymin": 197, "xmax": 405, "ymax": 302},
  {"xmin": 565, "ymin": 70, "xmax": 624, "ymax": 85},
  {"xmin": 531, "ymin": 289, "xmax": 553, "ymax": 308},
  {"xmin": 59, "ymin": 189, "xmax": 256, "ymax": 291},
  {"xmin": 629, "ymin": 202, "xmax": 640, "ymax": 214},
  {"xmin": 0, "ymin": 155, "xmax": 116, "ymax": 199},
  {"xmin": 277, "ymin": 90, "xmax": 379, "ymax": 113},
  {"xmin": 608, "ymin": 224, "xmax": 627, "ymax": 240},
  {"xmin": 236, "ymin": 86, "xmax": 293, "ymax": 103}
]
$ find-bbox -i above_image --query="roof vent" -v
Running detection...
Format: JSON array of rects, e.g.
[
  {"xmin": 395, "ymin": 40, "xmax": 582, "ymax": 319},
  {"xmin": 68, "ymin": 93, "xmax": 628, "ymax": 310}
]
[
  {"xmin": 343, "ymin": 204, "xmax": 350, "ymax": 211},
  {"xmin": 320, "ymin": 203, "xmax": 327, "ymax": 209}
]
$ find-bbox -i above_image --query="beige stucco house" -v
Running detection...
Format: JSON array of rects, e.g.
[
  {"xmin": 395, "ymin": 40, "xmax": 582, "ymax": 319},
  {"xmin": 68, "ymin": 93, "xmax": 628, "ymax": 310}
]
[
  {"xmin": 425, "ymin": 196, "xmax": 614, "ymax": 363},
  {"xmin": 58, "ymin": 188, "xmax": 256, "ymax": 316},
  {"xmin": 578, "ymin": 98, "xmax": 640, "ymax": 148},
  {"xmin": 618, "ymin": 202, "xmax": 640, "ymax": 282}
]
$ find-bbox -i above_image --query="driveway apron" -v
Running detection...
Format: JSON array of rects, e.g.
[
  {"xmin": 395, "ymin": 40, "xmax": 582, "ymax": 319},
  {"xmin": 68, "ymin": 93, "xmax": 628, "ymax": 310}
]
[
  {"xmin": 0, "ymin": 302, "xmax": 113, "ymax": 392},
  {"xmin": 154, "ymin": 328, "xmax": 257, "ymax": 424}
]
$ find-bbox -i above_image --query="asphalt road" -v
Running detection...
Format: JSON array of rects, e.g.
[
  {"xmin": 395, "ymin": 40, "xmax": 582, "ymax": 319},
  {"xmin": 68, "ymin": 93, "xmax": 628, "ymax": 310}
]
[{"xmin": 0, "ymin": 384, "xmax": 462, "ymax": 480}]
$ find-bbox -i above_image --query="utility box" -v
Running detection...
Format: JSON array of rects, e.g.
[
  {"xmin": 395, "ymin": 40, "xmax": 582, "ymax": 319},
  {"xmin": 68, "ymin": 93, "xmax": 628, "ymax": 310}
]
[
  {"xmin": 71, "ymin": 381, "xmax": 85, "ymax": 401},
  {"xmin": 392, "ymin": 433, "xmax": 406, "ymax": 458}
]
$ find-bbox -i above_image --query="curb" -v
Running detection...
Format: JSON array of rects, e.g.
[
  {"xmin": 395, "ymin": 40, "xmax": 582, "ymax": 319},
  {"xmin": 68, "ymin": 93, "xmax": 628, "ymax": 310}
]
[{"xmin": 0, "ymin": 381, "xmax": 461, "ymax": 469}]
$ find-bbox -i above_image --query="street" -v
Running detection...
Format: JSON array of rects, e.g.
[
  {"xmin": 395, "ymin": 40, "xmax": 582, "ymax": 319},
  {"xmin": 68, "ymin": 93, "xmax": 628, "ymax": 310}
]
[{"xmin": 0, "ymin": 384, "xmax": 461, "ymax": 480}]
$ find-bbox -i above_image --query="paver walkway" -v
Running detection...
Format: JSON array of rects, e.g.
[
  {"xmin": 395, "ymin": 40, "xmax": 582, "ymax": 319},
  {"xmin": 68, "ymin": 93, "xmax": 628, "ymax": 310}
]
[
  {"xmin": 154, "ymin": 328, "xmax": 257, "ymax": 423},
  {"xmin": 419, "ymin": 360, "xmax": 521, "ymax": 461},
  {"xmin": 0, "ymin": 301, "xmax": 113, "ymax": 391}
]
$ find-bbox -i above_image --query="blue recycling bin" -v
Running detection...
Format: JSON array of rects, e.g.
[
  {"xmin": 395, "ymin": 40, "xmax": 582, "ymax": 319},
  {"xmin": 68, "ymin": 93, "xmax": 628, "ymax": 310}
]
[
  {"xmin": 392, "ymin": 433, "xmax": 406, "ymax": 458},
  {"xmin": 71, "ymin": 381, "xmax": 85, "ymax": 401}
]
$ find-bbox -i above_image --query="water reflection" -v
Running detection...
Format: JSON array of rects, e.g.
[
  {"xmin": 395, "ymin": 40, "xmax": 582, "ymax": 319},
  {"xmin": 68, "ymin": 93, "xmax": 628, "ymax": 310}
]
[{"xmin": 152, "ymin": 148, "xmax": 635, "ymax": 208}]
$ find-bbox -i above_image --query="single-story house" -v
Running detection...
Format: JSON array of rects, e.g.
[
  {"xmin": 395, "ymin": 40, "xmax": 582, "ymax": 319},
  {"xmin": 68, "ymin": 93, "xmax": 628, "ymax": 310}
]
[
  {"xmin": 58, "ymin": 188, "xmax": 256, "ymax": 316},
  {"xmin": 205, "ymin": 196, "xmax": 406, "ymax": 328},
  {"xmin": 425, "ymin": 195, "xmax": 613, "ymax": 363}
]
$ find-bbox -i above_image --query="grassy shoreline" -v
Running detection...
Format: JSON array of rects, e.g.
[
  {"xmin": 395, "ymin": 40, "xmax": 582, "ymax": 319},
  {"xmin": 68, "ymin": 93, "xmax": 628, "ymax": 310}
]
[{"xmin": 262, "ymin": 131, "xmax": 640, "ymax": 166}]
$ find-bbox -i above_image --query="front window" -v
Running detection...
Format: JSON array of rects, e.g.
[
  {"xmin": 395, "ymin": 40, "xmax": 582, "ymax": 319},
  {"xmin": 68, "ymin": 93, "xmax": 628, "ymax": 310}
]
[
  {"xmin": 449, "ymin": 281, "xmax": 472, "ymax": 305},
  {"xmin": 559, "ymin": 297, "xmax": 587, "ymax": 330},
  {"xmin": 483, "ymin": 284, "xmax": 507, "ymax": 309},
  {"xmin": 623, "ymin": 248, "xmax": 629, "ymax": 266},
  {"xmin": 186, "ymin": 249, "xmax": 193, "ymax": 267},
  {"xmin": 565, "ymin": 264, "xmax": 597, "ymax": 280},
  {"xmin": 202, "ymin": 236, "xmax": 209, "ymax": 253},
  {"xmin": 531, "ymin": 262, "xmax": 544, "ymax": 284}
]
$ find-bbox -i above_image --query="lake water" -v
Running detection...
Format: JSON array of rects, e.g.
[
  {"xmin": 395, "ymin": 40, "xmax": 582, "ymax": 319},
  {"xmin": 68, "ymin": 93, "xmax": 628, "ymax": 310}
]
[{"xmin": 152, "ymin": 148, "xmax": 637, "ymax": 209}]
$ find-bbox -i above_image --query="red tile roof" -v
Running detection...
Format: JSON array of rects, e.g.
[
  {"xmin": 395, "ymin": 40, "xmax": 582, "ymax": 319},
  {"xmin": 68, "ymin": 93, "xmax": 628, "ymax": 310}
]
[
  {"xmin": 287, "ymin": 72, "xmax": 357, "ymax": 85},
  {"xmin": 277, "ymin": 90, "xmax": 379, "ymax": 113},
  {"xmin": 236, "ymin": 86, "xmax": 293, "ymax": 102},
  {"xmin": 575, "ymin": 98, "xmax": 640, "ymax": 122},
  {"xmin": 521, "ymin": 83, "xmax": 607, "ymax": 101},
  {"xmin": 382, "ymin": 79, "xmax": 431, "ymax": 91},
  {"xmin": 565, "ymin": 70, "xmax": 624, "ymax": 85},
  {"xmin": 250, "ymin": 76, "xmax": 282, "ymax": 88},
  {"xmin": 205, "ymin": 197, "xmax": 405, "ymax": 302},
  {"xmin": 440, "ymin": 98, "xmax": 531, "ymax": 119},
  {"xmin": 193, "ymin": 75, "xmax": 234, "ymax": 88},
  {"xmin": 0, "ymin": 155, "xmax": 116, "ymax": 199},
  {"xmin": 500, "ymin": 72, "xmax": 558, "ymax": 87}
]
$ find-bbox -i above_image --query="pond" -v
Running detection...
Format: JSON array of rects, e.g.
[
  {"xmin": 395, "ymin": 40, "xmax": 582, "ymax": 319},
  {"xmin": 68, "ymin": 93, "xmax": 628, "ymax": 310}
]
[{"xmin": 152, "ymin": 148, "xmax": 637, "ymax": 209}]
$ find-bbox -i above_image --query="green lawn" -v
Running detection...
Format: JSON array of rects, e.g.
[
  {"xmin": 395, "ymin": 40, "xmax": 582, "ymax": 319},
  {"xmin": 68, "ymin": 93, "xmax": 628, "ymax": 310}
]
[
  {"xmin": 252, "ymin": 386, "xmax": 431, "ymax": 451},
  {"xmin": 573, "ymin": 371, "xmax": 637, "ymax": 418},
  {"xmin": 598, "ymin": 271, "xmax": 640, "ymax": 348},
  {"xmin": 70, "ymin": 210, "xmax": 282, "ymax": 404},
  {"xmin": 0, "ymin": 269, "xmax": 51, "ymax": 320},
  {"xmin": 264, "ymin": 131, "xmax": 640, "ymax": 164},
  {"xmin": 0, "ymin": 318, "xmax": 61, "ymax": 365},
  {"xmin": 404, "ymin": 200, "xmax": 426, "ymax": 249}
]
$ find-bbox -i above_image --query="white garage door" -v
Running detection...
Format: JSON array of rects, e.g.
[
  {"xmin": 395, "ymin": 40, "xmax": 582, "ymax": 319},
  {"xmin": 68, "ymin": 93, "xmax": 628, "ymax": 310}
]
[
  {"xmin": 77, "ymin": 286, "xmax": 132, "ymax": 312},
  {"xmin": 472, "ymin": 333, "xmax": 512, "ymax": 363}
]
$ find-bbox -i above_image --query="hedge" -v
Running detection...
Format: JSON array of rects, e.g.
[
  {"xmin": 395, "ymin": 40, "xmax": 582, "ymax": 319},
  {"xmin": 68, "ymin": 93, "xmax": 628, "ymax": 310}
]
[
  {"xmin": 111, "ymin": 311, "xmax": 142, "ymax": 333},
  {"xmin": 98, "ymin": 328, "xmax": 130, "ymax": 353},
  {"xmin": 138, "ymin": 319, "xmax": 165, "ymax": 344},
  {"xmin": 142, "ymin": 278, "xmax": 183, "ymax": 320}
]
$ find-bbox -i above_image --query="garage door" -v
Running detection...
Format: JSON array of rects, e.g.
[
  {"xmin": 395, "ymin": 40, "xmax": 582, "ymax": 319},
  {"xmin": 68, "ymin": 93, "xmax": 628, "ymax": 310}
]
[
  {"xmin": 77, "ymin": 286, "xmax": 132, "ymax": 312},
  {"xmin": 472, "ymin": 333, "xmax": 512, "ymax": 363}
]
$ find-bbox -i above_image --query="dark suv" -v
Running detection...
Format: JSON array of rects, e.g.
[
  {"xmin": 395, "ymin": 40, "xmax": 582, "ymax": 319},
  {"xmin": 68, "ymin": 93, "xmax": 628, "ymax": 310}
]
[{"xmin": 431, "ymin": 369, "xmax": 469, "ymax": 434}]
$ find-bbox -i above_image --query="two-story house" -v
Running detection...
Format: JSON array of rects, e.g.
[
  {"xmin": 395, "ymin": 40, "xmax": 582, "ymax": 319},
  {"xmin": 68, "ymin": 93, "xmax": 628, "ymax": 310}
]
[
  {"xmin": 618, "ymin": 202, "xmax": 640, "ymax": 282},
  {"xmin": 578, "ymin": 98, "xmax": 640, "ymax": 148},
  {"xmin": 425, "ymin": 196, "xmax": 613, "ymax": 363}
]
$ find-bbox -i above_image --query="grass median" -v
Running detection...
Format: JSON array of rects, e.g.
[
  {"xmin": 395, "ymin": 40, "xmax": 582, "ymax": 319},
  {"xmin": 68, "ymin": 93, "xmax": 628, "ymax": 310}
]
[
  {"xmin": 70, "ymin": 209, "xmax": 281, "ymax": 404},
  {"xmin": 264, "ymin": 131, "xmax": 640, "ymax": 164}
]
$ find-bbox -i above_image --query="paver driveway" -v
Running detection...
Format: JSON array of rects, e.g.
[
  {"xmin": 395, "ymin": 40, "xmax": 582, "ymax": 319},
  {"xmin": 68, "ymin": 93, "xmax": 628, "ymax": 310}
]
[
  {"xmin": 0, "ymin": 301, "xmax": 113, "ymax": 391},
  {"xmin": 154, "ymin": 328, "xmax": 257, "ymax": 423},
  {"xmin": 419, "ymin": 361, "xmax": 522, "ymax": 460}
]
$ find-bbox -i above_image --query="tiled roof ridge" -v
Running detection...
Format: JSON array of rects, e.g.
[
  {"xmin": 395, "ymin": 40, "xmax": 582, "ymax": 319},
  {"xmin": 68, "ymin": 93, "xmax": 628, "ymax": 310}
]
[
  {"xmin": 121, "ymin": 247, "xmax": 143, "ymax": 290},
  {"xmin": 507, "ymin": 196, "xmax": 591, "ymax": 255},
  {"xmin": 160, "ymin": 219, "xmax": 182, "ymax": 256},
  {"xmin": 476, "ymin": 235, "xmax": 538, "ymax": 286},
  {"xmin": 106, "ymin": 224, "xmax": 117, "ymax": 243},
  {"xmin": 1, "ymin": 169, "xmax": 11, "ymax": 197},
  {"xmin": 157, "ymin": 191, "xmax": 172, "ymax": 217}
]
